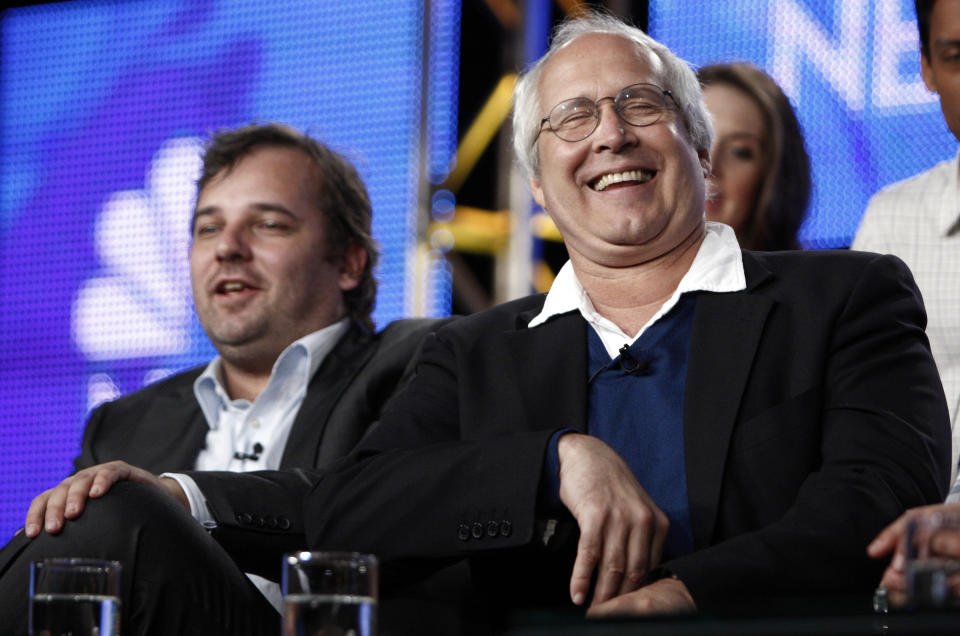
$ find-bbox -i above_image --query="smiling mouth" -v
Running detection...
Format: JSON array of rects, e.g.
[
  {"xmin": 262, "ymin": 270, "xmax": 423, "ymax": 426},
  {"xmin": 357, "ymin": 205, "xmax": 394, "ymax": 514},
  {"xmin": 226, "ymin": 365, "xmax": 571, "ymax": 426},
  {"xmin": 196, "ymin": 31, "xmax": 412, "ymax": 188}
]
[{"xmin": 591, "ymin": 169, "xmax": 656, "ymax": 192}]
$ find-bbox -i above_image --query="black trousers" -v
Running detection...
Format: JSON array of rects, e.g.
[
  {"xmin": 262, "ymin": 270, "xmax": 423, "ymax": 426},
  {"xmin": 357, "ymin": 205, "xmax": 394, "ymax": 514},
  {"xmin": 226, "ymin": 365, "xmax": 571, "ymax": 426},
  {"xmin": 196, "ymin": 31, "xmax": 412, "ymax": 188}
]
[{"xmin": 0, "ymin": 481, "xmax": 278, "ymax": 635}]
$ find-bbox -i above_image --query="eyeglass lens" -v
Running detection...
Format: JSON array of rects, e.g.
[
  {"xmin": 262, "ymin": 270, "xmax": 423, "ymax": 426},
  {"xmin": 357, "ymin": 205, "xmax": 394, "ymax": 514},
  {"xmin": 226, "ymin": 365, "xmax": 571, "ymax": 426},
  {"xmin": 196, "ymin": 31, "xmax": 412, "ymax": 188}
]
[{"xmin": 546, "ymin": 83, "xmax": 669, "ymax": 142}]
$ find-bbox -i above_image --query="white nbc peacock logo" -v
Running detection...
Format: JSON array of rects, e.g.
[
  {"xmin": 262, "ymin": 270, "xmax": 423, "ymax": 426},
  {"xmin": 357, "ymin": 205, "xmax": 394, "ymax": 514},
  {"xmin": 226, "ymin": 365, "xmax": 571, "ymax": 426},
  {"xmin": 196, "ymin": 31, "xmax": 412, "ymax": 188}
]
[{"xmin": 72, "ymin": 137, "xmax": 204, "ymax": 406}]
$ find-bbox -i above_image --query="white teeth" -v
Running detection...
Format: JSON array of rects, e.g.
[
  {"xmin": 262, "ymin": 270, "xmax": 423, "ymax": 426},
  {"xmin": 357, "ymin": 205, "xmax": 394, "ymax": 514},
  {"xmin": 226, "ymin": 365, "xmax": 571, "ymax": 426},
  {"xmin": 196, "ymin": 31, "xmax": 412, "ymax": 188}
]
[
  {"xmin": 592, "ymin": 169, "xmax": 655, "ymax": 191},
  {"xmin": 222, "ymin": 282, "xmax": 246, "ymax": 292}
]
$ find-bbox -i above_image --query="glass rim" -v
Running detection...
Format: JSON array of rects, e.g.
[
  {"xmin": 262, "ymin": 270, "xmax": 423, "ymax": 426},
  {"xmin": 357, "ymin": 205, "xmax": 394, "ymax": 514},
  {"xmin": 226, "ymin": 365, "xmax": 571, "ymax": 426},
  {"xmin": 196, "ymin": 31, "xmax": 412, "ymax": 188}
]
[
  {"xmin": 283, "ymin": 550, "xmax": 378, "ymax": 565},
  {"xmin": 32, "ymin": 557, "xmax": 122, "ymax": 570},
  {"xmin": 534, "ymin": 82, "xmax": 674, "ymax": 145},
  {"xmin": 550, "ymin": 82, "xmax": 670, "ymax": 111},
  {"xmin": 907, "ymin": 510, "xmax": 960, "ymax": 529}
]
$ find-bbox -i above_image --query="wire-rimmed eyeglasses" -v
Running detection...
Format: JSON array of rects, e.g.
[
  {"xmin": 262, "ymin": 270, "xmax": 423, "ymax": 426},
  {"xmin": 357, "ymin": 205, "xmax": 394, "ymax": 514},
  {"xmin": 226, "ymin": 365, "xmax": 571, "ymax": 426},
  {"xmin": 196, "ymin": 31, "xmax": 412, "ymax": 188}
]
[{"xmin": 533, "ymin": 83, "xmax": 676, "ymax": 145}]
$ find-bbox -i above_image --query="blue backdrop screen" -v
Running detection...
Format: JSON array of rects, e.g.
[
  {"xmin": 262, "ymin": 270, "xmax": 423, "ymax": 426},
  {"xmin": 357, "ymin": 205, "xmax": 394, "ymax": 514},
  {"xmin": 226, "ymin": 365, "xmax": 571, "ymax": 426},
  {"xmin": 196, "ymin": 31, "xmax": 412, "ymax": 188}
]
[
  {"xmin": 650, "ymin": 0, "xmax": 956, "ymax": 248},
  {"xmin": 0, "ymin": 0, "xmax": 459, "ymax": 539}
]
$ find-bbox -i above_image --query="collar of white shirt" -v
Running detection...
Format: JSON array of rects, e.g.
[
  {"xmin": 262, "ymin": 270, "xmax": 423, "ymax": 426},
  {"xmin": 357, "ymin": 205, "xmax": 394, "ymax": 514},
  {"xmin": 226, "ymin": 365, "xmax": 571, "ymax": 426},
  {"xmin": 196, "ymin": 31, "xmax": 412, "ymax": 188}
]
[
  {"xmin": 175, "ymin": 319, "xmax": 351, "ymax": 615},
  {"xmin": 527, "ymin": 221, "xmax": 746, "ymax": 358},
  {"xmin": 193, "ymin": 317, "xmax": 351, "ymax": 431}
]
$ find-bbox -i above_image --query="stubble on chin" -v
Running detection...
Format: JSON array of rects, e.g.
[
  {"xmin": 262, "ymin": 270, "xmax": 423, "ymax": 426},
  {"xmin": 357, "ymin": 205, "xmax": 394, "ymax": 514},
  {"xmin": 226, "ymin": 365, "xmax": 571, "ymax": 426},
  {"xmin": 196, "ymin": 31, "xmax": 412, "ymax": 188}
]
[
  {"xmin": 209, "ymin": 324, "xmax": 281, "ymax": 375},
  {"xmin": 208, "ymin": 316, "xmax": 269, "ymax": 349}
]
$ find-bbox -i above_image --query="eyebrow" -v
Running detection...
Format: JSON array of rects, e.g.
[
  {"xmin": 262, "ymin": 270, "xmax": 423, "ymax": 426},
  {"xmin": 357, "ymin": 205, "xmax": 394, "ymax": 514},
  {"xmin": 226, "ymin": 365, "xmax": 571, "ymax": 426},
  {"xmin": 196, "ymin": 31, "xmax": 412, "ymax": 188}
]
[
  {"xmin": 933, "ymin": 38, "xmax": 960, "ymax": 51},
  {"xmin": 720, "ymin": 132, "xmax": 763, "ymax": 143}
]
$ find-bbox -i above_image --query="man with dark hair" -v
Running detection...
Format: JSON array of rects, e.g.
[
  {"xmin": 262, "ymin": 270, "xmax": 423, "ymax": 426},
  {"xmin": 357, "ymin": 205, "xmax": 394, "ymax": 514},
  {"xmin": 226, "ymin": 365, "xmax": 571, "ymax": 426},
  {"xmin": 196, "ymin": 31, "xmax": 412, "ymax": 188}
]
[
  {"xmin": 853, "ymin": 0, "xmax": 960, "ymax": 480},
  {"xmin": 192, "ymin": 123, "xmax": 380, "ymax": 332},
  {"xmin": 75, "ymin": 123, "xmax": 404, "ymax": 478},
  {"xmin": 0, "ymin": 122, "xmax": 447, "ymax": 633},
  {"xmin": 860, "ymin": 0, "xmax": 960, "ymax": 607}
]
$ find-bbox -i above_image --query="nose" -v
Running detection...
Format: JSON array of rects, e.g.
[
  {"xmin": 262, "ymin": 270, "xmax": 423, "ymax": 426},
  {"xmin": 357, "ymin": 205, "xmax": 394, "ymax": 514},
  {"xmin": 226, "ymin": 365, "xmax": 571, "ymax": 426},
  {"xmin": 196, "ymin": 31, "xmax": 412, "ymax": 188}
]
[
  {"xmin": 215, "ymin": 223, "xmax": 251, "ymax": 262},
  {"xmin": 591, "ymin": 100, "xmax": 635, "ymax": 152}
]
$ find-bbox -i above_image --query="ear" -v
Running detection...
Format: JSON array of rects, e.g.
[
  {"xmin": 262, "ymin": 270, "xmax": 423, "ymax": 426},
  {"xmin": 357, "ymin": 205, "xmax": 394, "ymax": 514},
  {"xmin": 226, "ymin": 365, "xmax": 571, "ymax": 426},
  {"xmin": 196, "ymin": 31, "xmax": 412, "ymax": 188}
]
[
  {"xmin": 698, "ymin": 147, "xmax": 711, "ymax": 179},
  {"xmin": 530, "ymin": 176, "xmax": 547, "ymax": 209},
  {"xmin": 922, "ymin": 53, "xmax": 938, "ymax": 93},
  {"xmin": 338, "ymin": 241, "xmax": 366, "ymax": 292}
]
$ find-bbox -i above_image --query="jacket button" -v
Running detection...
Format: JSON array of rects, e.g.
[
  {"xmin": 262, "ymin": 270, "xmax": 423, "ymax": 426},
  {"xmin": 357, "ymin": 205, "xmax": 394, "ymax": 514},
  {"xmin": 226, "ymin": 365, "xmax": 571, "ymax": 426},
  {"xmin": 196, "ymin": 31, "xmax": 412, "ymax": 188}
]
[
  {"xmin": 255, "ymin": 516, "xmax": 266, "ymax": 528},
  {"xmin": 278, "ymin": 517, "xmax": 291, "ymax": 530},
  {"xmin": 486, "ymin": 521, "xmax": 499, "ymax": 538},
  {"xmin": 471, "ymin": 522, "xmax": 484, "ymax": 539},
  {"xmin": 500, "ymin": 520, "xmax": 512, "ymax": 537},
  {"xmin": 236, "ymin": 512, "xmax": 253, "ymax": 525},
  {"xmin": 457, "ymin": 524, "xmax": 470, "ymax": 541},
  {"xmin": 266, "ymin": 516, "xmax": 278, "ymax": 529}
]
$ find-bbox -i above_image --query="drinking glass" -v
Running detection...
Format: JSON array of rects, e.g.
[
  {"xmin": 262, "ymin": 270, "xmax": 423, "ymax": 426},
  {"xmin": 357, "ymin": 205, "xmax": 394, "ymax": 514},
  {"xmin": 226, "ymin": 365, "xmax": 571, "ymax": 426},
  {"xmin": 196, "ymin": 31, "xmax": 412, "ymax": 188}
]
[
  {"xmin": 29, "ymin": 558, "xmax": 122, "ymax": 636},
  {"xmin": 905, "ymin": 511, "xmax": 960, "ymax": 609},
  {"xmin": 282, "ymin": 551, "xmax": 378, "ymax": 636}
]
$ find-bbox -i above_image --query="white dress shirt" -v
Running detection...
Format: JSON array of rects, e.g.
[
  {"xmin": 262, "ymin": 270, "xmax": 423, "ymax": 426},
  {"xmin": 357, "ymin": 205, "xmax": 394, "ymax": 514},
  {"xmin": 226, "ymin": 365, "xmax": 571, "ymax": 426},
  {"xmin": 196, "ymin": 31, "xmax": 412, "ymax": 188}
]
[
  {"xmin": 163, "ymin": 317, "xmax": 349, "ymax": 612},
  {"xmin": 528, "ymin": 221, "xmax": 747, "ymax": 355},
  {"xmin": 853, "ymin": 154, "xmax": 960, "ymax": 487}
]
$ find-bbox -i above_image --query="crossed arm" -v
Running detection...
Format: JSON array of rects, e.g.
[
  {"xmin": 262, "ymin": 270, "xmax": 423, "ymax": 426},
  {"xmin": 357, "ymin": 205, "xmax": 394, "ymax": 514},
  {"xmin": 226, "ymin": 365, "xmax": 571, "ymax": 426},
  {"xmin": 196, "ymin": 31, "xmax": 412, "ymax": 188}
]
[
  {"xmin": 293, "ymin": 324, "xmax": 694, "ymax": 615},
  {"xmin": 555, "ymin": 433, "xmax": 691, "ymax": 614}
]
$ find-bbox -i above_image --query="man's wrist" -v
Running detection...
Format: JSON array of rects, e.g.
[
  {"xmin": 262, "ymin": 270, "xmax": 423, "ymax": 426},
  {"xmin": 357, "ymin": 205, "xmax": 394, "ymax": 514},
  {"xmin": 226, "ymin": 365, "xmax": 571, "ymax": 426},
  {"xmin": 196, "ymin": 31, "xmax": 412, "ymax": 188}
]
[
  {"xmin": 540, "ymin": 429, "xmax": 578, "ymax": 514},
  {"xmin": 160, "ymin": 477, "xmax": 189, "ymax": 510},
  {"xmin": 159, "ymin": 473, "xmax": 212, "ymax": 521}
]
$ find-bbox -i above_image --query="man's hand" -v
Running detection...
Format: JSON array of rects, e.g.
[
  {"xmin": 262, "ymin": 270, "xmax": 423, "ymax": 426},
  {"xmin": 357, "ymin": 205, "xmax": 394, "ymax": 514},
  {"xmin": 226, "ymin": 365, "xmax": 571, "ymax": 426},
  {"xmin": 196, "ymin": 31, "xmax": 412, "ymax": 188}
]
[
  {"xmin": 24, "ymin": 461, "xmax": 188, "ymax": 538},
  {"xmin": 557, "ymin": 433, "xmax": 669, "ymax": 607},
  {"xmin": 586, "ymin": 576, "xmax": 696, "ymax": 617},
  {"xmin": 867, "ymin": 502, "xmax": 960, "ymax": 607}
]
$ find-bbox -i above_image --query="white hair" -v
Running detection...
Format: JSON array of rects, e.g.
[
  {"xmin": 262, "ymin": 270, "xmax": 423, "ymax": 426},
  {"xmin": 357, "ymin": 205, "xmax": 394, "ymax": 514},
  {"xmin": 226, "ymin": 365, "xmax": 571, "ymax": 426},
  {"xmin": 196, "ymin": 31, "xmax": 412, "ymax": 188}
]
[{"xmin": 512, "ymin": 11, "xmax": 713, "ymax": 180}]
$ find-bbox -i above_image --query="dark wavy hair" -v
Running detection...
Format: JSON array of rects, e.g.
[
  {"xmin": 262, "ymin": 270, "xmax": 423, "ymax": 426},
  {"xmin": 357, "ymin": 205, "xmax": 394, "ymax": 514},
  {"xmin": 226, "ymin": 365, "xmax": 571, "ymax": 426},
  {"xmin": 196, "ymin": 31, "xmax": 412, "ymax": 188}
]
[
  {"xmin": 917, "ymin": 0, "xmax": 936, "ymax": 61},
  {"xmin": 196, "ymin": 123, "xmax": 379, "ymax": 331},
  {"xmin": 698, "ymin": 63, "xmax": 811, "ymax": 251}
]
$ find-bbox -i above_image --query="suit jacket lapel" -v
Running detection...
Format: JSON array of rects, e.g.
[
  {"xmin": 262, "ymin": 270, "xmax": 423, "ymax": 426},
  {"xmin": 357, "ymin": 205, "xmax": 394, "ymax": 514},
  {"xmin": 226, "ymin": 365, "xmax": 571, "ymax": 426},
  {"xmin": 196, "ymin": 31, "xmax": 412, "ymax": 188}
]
[
  {"xmin": 505, "ymin": 309, "xmax": 589, "ymax": 433},
  {"xmin": 684, "ymin": 253, "xmax": 774, "ymax": 549},
  {"xmin": 279, "ymin": 324, "xmax": 375, "ymax": 469},
  {"xmin": 130, "ymin": 373, "xmax": 208, "ymax": 471}
]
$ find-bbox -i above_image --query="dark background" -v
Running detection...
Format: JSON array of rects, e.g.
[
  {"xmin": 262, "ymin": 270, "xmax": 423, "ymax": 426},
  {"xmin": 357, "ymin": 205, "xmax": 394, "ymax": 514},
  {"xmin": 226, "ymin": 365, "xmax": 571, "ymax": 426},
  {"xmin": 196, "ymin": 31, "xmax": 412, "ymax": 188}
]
[{"xmin": 451, "ymin": 1, "xmax": 649, "ymax": 313}]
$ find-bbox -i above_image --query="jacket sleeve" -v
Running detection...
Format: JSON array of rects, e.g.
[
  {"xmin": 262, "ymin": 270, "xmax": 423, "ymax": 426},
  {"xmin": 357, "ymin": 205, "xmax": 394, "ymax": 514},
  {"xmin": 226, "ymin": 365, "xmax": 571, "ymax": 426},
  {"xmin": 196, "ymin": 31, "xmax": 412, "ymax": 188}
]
[
  {"xmin": 185, "ymin": 468, "xmax": 317, "ymax": 580},
  {"xmin": 302, "ymin": 328, "xmax": 556, "ymax": 561}
]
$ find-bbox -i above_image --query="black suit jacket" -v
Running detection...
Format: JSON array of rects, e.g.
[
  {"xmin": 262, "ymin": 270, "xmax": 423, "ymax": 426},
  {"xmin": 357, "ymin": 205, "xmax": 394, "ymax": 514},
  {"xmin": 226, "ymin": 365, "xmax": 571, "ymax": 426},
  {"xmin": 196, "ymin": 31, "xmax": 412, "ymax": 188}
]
[
  {"xmin": 74, "ymin": 318, "xmax": 448, "ymax": 474},
  {"xmin": 192, "ymin": 251, "xmax": 950, "ymax": 615}
]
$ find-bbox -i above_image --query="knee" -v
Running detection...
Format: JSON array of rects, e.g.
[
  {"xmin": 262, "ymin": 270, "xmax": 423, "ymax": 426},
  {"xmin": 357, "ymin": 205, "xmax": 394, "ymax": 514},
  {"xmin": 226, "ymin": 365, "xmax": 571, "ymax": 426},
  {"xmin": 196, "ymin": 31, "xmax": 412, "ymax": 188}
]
[
  {"xmin": 0, "ymin": 482, "xmax": 184, "ymax": 598},
  {"xmin": 83, "ymin": 480, "xmax": 192, "ymax": 534},
  {"xmin": 23, "ymin": 481, "xmax": 199, "ymax": 558}
]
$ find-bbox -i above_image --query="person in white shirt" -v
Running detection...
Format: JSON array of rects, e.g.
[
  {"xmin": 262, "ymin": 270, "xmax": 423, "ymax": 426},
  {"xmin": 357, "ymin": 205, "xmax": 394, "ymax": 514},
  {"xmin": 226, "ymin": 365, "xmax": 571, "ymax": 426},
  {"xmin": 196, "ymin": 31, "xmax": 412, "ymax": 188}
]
[
  {"xmin": 854, "ymin": 1, "xmax": 959, "ymax": 483},
  {"xmin": 860, "ymin": 0, "xmax": 960, "ymax": 608},
  {"xmin": 0, "ymin": 122, "xmax": 447, "ymax": 634}
]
